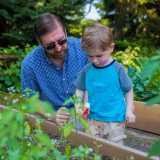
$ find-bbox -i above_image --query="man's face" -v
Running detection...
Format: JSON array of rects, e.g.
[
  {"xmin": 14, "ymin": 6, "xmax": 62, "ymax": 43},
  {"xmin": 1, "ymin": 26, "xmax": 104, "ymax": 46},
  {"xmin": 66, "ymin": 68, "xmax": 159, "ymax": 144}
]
[{"xmin": 40, "ymin": 26, "xmax": 67, "ymax": 60}]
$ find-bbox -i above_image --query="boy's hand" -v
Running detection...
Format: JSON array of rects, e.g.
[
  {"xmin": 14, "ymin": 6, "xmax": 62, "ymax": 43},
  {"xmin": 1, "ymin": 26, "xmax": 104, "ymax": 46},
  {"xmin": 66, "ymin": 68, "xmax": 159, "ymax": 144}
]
[
  {"xmin": 126, "ymin": 111, "xmax": 136, "ymax": 123},
  {"xmin": 82, "ymin": 103, "xmax": 90, "ymax": 119},
  {"xmin": 83, "ymin": 107, "xmax": 89, "ymax": 119}
]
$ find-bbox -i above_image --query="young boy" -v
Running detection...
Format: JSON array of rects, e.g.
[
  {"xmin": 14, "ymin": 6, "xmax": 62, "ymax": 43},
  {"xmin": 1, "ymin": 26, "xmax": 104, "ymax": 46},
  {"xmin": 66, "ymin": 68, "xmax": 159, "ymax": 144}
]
[{"xmin": 74, "ymin": 23, "xmax": 136, "ymax": 144}]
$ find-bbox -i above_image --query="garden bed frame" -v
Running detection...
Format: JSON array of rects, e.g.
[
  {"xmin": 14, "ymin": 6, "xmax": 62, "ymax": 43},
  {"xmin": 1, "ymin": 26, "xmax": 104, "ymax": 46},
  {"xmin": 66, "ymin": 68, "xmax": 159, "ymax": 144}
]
[
  {"xmin": 0, "ymin": 101, "xmax": 160, "ymax": 160},
  {"xmin": 127, "ymin": 101, "xmax": 160, "ymax": 135}
]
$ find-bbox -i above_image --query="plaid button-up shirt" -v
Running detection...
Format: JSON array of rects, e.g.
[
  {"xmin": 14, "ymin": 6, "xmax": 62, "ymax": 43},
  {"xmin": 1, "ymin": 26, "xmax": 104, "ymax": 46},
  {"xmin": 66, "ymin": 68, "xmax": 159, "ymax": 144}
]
[{"xmin": 21, "ymin": 38, "xmax": 88, "ymax": 111}]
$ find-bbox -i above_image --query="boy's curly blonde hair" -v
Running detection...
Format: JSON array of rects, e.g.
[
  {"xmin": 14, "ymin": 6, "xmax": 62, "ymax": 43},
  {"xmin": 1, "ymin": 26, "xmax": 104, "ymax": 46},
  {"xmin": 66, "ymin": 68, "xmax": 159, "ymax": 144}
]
[{"xmin": 82, "ymin": 23, "xmax": 113, "ymax": 52}]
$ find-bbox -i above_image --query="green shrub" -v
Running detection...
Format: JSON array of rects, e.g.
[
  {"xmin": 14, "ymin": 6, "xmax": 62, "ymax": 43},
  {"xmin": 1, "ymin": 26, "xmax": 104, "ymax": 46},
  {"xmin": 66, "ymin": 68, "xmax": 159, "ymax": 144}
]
[
  {"xmin": 0, "ymin": 45, "xmax": 35, "ymax": 92},
  {"xmin": 0, "ymin": 92, "xmax": 101, "ymax": 160},
  {"xmin": 128, "ymin": 50, "xmax": 160, "ymax": 101}
]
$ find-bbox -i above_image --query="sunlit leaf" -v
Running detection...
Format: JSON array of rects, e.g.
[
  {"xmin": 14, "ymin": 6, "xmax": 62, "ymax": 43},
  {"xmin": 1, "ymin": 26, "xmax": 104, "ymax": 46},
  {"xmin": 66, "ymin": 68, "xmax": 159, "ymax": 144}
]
[
  {"xmin": 28, "ymin": 146, "xmax": 47, "ymax": 158},
  {"xmin": 8, "ymin": 149, "xmax": 20, "ymax": 160},
  {"xmin": 64, "ymin": 123, "xmax": 74, "ymax": 138},
  {"xmin": 0, "ymin": 136, "xmax": 8, "ymax": 147},
  {"xmin": 71, "ymin": 147, "xmax": 84, "ymax": 157},
  {"xmin": 16, "ymin": 111, "xmax": 25, "ymax": 124},
  {"xmin": 70, "ymin": 108, "xmax": 75, "ymax": 117},
  {"xmin": 36, "ymin": 100, "xmax": 54, "ymax": 114},
  {"xmin": 65, "ymin": 143, "xmax": 71, "ymax": 156},
  {"xmin": 142, "ymin": 60, "xmax": 159, "ymax": 79},
  {"xmin": 79, "ymin": 117, "xmax": 89, "ymax": 130},
  {"xmin": 36, "ymin": 133, "xmax": 53, "ymax": 148},
  {"xmin": 63, "ymin": 97, "xmax": 74, "ymax": 105},
  {"xmin": 0, "ymin": 110, "xmax": 16, "ymax": 125},
  {"xmin": 7, "ymin": 136, "xmax": 21, "ymax": 151},
  {"xmin": 24, "ymin": 122, "xmax": 31, "ymax": 136}
]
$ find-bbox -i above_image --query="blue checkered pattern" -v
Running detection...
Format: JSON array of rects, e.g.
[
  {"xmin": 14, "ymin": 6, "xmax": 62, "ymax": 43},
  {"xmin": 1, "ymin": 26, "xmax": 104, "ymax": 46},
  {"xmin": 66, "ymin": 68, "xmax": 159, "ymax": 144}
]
[{"xmin": 21, "ymin": 37, "xmax": 88, "ymax": 111}]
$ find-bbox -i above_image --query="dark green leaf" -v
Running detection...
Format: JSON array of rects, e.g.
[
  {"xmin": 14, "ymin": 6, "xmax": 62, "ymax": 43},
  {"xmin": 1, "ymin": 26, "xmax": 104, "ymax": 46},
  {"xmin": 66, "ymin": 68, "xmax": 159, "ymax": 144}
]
[{"xmin": 148, "ymin": 139, "xmax": 160, "ymax": 157}]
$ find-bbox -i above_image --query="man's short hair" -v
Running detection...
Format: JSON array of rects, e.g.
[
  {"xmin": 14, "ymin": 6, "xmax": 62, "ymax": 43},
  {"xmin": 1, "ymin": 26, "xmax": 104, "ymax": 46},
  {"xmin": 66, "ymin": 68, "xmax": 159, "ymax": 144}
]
[{"xmin": 33, "ymin": 12, "xmax": 66, "ymax": 39}]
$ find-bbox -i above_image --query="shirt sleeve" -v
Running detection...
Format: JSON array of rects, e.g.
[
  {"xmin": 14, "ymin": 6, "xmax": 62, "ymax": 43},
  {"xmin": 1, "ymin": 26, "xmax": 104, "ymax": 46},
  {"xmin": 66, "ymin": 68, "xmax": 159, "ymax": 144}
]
[
  {"xmin": 114, "ymin": 61, "xmax": 133, "ymax": 93},
  {"xmin": 73, "ymin": 63, "xmax": 91, "ymax": 91},
  {"xmin": 21, "ymin": 60, "xmax": 39, "ymax": 96}
]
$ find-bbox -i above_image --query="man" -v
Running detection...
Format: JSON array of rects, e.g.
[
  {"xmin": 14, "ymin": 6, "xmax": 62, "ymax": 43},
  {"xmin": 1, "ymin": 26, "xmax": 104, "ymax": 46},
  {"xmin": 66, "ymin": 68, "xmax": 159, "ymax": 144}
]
[{"xmin": 21, "ymin": 12, "xmax": 88, "ymax": 125}]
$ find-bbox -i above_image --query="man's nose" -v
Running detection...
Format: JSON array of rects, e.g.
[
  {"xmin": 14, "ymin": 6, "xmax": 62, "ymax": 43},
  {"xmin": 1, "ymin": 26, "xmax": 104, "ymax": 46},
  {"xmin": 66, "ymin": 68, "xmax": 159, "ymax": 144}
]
[{"xmin": 54, "ymin": 43, "xmax": 62, "ymax": 52}]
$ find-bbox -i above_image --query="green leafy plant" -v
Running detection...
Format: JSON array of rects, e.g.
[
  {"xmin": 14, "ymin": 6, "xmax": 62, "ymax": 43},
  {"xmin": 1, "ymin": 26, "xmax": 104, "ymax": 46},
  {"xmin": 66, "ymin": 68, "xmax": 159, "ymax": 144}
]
[
  {"xmin": 0, "ymin": 45, "xmax": 35, "ymax": 92},
  {"xmin": 140, "ymin": 51, "xmax": 160, "ymax": 159},
  {"xmin": 127, "ymin": 50, "xmax": 160, "ymax": 101},
  {"xmin": 0, "ymin": 91, "xmax": 101, "ymax": 160},
  {"xmin": 141, "ymin": 50, "xmax": 160, "ymax": 105},
  {"xmin": 63, "ymin": 94, "xmax": 89, "ymax": 133},
  {"xmin": 0, "ymin": 1, "xmax": 87, "ymax": 47},
  {"xmin": 128, "ymin": 65, "xmax": 159, "ymax": 101}
]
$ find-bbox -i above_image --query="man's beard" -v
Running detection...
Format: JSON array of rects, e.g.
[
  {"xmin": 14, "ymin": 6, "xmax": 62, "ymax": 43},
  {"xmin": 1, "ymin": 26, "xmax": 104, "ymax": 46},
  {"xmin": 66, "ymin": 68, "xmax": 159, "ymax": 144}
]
[{"xmin": 45, "ymin": 49, "xmax": 67, "ymax": 60}]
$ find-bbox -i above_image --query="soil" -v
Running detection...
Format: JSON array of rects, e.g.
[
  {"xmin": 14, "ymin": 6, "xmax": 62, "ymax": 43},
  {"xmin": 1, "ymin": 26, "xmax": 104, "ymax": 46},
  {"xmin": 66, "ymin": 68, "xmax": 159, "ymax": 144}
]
[{"xmin": 124, "ymin": 127, "xmax": 160, "ymax": 153}]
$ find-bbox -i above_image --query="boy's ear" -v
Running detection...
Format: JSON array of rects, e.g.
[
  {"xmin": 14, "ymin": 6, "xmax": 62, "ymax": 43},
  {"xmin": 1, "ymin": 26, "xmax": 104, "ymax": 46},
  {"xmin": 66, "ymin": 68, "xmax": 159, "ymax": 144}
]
[{"xmin": 110, "ymin": 43, "xmax": 115, "ymax": 52}]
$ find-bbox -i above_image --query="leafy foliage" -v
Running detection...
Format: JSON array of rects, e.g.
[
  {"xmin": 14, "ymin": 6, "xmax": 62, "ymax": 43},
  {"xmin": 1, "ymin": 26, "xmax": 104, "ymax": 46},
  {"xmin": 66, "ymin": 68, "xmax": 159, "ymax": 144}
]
[
  {"xmin": 112, "ymin": 41, "xmax": 159, "ymax": 101},
  {"xmin": 142, "ymin": 50, "xmax": 160, "ymax": 105},
  {"xmin": 128, "ymin": 52, "xmax": 160, "ymax": 101},
  {"xmin": 0, "ymin": 91, "xmax": 101, "ymax": 160},
  {"xmin": 0, "ymin": 45, "xmax": 35, "ymax": 92},
  {"xmin": 94, "ymin": 0, "xmax": 160, "ymax": 46},
  {"xmin": 63, "ymin": 94, "xmax": 89, "ymax": 133},
  {"xmin": 113, "ymin": 39, "xmax": 157, "ymax": 69},
  {"xmin": 128, "ymin": 66, "xmax": 159, "ymax": 101},
  {"xmin": 0, "ymin": 0, "xmax": 87, "ymax": 47},
  {"xmin": 148, "ymin": 139, "xmax": 160, "ymax": 158}
]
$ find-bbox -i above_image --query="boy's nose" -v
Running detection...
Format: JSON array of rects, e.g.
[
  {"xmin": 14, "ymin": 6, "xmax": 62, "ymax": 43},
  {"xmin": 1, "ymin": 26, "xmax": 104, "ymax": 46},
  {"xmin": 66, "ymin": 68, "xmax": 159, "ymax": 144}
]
[{"xmin": 92, "ymin": 57, "xmax": 98, "ymax": 63}]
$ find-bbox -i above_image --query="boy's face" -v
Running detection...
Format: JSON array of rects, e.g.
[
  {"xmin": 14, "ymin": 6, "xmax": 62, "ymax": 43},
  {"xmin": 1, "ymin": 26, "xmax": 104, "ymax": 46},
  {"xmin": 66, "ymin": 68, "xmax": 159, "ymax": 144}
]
[{"xmin": 86, "ymin": 43, "xmax": 115, "ymax": 67}]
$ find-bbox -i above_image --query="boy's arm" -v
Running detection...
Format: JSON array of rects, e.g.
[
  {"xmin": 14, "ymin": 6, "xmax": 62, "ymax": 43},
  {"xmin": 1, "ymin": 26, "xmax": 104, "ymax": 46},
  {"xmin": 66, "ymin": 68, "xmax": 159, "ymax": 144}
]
[
  {"xmin": 125, "ymin": 89, "xmax": 136, "ymax": 123},
  {"xmin": 75, "ymin": 89, "xmax": 85, "ymax": 113},
  {"xmin": 83, "ymin": 91, "xmax": 88, "ymax": 103}
]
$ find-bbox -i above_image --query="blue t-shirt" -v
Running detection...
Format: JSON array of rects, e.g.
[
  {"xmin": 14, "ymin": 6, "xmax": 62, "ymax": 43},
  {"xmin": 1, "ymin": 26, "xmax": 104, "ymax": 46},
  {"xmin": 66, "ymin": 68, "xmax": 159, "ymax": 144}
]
[
  {"xmin": 21, "ymin": 37, "xmax": 88, "ymax": 111},
  {"xmin": 74, "ymin": 60, "xmax": 133, "ymax": 122}
]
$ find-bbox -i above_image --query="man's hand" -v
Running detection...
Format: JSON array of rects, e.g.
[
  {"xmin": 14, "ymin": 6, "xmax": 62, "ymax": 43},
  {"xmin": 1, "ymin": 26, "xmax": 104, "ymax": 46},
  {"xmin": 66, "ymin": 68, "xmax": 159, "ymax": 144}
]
[{"xmin": 55, "ymin": 107, "xmax": 70, "ymax": 125}]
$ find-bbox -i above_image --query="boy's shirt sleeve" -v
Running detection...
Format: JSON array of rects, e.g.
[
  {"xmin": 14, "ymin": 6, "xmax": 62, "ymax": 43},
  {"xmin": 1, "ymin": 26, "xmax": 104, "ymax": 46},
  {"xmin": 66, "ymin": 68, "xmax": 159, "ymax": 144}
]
[
  {"xmin": 114, "ymin": 61, "xmax": 133, "ymax": 93},
  {"xmin": 73, "ymin": 63, "xmax": 91, "ymax": 91}
]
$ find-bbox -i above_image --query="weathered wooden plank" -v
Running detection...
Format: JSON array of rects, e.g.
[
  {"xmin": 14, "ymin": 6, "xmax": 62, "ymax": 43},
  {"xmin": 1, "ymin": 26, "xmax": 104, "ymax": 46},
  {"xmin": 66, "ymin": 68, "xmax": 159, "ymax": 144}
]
[
  {"xmin": 26, "ymin": 113, "xmax": 151, "ymax": 159},
  {"xmin": 0, "ymin": 55, "xmax": 18, "ymax": 61},
  {"xmin": 127, "ymin": 101, "xmax": 160, "ymax": 135},
  {"xmin": 0, "ymin": 104, "xmax": 158, "ymax": 160},
  {"xmin": 26, "ymin": 114, "xmax": 158, "ymax": 160},
  {"xmin": 68, "ymin": 129, "xmax": 150, "ymax": 160},
  {"xmin": 0, "ymin": 98, "xmax": 160, "ymax": 135}
]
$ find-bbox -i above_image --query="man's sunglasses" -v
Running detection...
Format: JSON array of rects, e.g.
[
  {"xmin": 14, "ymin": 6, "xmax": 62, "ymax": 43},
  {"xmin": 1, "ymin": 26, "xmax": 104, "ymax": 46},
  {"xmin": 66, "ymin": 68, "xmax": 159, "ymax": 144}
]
[{"xmin": 46, "ymin": 38, "xmax": 67, "ymax": 50}]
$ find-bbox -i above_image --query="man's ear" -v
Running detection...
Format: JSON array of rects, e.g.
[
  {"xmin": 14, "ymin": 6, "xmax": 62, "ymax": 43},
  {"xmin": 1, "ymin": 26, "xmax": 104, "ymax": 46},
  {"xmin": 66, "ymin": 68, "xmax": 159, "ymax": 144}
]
[
  {"xmin": 64, "ymin": 29, "xmax": 67, "ymax": 37},
  {"xmin": 37, "ymin": 38, "xmax": 42, "ymax": 45}
]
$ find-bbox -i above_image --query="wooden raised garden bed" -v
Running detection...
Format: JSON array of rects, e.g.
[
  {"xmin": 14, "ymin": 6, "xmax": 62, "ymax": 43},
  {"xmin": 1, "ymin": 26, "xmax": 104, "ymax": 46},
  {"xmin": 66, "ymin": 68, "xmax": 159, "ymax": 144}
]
[
  {"xmin": 127, "ymin": 101, "xmax": 160, "ymax": 135},
  {"xmin": 0, "ymin": 101, "xmax": 160, "ymax": 160}
]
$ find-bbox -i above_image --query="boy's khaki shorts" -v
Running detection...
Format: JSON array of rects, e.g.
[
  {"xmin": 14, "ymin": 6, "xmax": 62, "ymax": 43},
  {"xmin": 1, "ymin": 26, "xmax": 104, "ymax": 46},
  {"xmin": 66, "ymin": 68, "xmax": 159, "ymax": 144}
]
[{"xmin": 87, "ymin": 118, "xmax": 126, "ymax": 144}]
